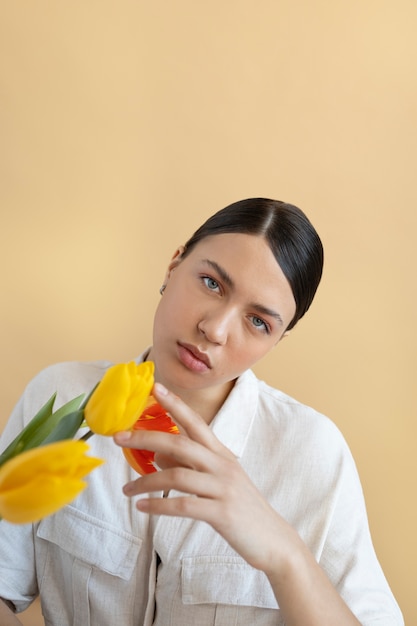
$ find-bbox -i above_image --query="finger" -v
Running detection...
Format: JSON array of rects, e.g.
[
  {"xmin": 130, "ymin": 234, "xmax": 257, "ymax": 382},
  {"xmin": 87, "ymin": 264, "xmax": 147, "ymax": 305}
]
[
  {"xmin": 152, "ymin": 382, "xmax": 206, "ymax": 438},
  {"xmin": 123, "ymin": 466, "xmax": 221, "ymax": 500},
  {"xmin": 114, "ymin": 429, "xmax": 223, "ymax": 473},
  {"xmin": 135, "ymin": 492, "xmax": 227, "ymax": 527},
  {"xmin": 152, "ymin": 383, "xmax": 235, "ymax": 460}
]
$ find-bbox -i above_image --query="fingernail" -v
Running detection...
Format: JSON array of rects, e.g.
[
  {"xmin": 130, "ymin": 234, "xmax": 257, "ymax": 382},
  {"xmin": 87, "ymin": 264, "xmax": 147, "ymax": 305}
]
[
  {"xmin": 122, "ymin": 481, "xmax": 134, "ymax": 495},
  {"xmin": 154, "ymin": 382, "xmax": 168, "ymax": 396},
  {"xmin": 114, "ymin": 431, "xmax": 132, "ymax": 443}
]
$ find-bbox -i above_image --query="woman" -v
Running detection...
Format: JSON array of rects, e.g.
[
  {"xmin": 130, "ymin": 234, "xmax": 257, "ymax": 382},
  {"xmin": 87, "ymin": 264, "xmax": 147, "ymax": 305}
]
[{"xmin": 0, "ymin": 198, "xmax": 403, "ymax": 625}]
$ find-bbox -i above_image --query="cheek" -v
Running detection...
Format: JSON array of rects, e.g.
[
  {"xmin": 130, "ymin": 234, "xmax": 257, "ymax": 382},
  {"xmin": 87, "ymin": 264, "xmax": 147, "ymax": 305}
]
[
  {"xmin": 226, "ymin": 338, "xmax": 265, "ymax": 369},
  {"xmin": 152, "ymin": 301, "xmax": 172, "ymax": 343},
  {"xmin": 154, "ymin": 291, "xmax": 192, "ymax": 336},
  {"xmin": 239, "ymin": 337, "xmax": 279, "ymax": 368}
]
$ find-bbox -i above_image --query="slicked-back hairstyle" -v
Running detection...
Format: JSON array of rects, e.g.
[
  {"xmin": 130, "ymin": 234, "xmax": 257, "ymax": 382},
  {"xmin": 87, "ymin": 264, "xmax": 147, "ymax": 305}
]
[{"xmin": 182, "ymin": 198, "xmax": 324, "ymax": 330}]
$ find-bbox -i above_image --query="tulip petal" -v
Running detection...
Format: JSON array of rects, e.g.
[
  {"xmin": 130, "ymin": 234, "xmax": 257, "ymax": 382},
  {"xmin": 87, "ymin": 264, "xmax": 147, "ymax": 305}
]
[
  {"xmin": 123, "ymin": 447, "xmax": 156, "ymax": 475},
  {"xmin": 84, "ymin": 361, "xmax": 154, "ymax": 436},
  {"xmin": 0, "ymin": 440, "xmax": 103, "ymax": 524},
  {"xmin": 122, "ymin": 398, "xmax": 179, "ymax": 475},
  {"xmin": 0, "ymin": 476, "xmax": 88, "ymax": 524}
]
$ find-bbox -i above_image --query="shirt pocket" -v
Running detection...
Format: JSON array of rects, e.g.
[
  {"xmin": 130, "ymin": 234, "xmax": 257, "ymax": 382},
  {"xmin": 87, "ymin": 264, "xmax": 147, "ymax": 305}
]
[
  {"xmin": 37, "ymin": 506, "xmax": 143, "ymax": 626},
  {"xmin": 38, "ymin": 505, "xmax": 141, "ymax": 579},
  {"xmin": 181, "ymin": 555, "xmax": 279, "ymax": 610}
]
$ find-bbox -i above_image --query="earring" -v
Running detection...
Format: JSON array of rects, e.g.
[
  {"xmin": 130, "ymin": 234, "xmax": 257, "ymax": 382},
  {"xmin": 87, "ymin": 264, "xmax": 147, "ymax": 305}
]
[{"xmin": 159, "ymin": 285, "xmax": 166, "ymax": 296}]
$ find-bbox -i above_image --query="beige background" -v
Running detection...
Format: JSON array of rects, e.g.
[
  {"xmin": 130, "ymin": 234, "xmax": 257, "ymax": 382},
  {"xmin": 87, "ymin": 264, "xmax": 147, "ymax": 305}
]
[{"xmin": 1, "ymin": 2, "xmax": 415, "ymax": 624}]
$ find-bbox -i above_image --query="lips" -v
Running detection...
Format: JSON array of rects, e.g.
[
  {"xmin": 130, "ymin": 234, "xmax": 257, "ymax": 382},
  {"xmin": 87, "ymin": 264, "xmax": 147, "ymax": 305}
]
[{"xmin": 177, "ymin": 342, "xmax": 212, "ymax": 370}]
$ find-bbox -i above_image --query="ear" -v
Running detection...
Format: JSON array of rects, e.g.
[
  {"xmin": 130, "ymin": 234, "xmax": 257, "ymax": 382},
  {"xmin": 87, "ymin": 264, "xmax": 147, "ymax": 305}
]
[{"xmin": 162, "ymin": 245, "xmax": 186, "ymax": 285}]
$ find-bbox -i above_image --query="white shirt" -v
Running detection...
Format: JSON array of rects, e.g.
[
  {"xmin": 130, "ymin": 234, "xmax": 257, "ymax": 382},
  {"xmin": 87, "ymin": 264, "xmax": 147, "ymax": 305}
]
[{"xmin": 0, "ymin": 355, "xmax": 404, "ymax": 625}]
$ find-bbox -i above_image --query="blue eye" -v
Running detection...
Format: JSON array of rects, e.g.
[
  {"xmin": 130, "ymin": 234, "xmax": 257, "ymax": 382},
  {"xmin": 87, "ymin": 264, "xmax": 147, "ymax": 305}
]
[
  {"xmin": 203, "ymin": 276, "xmax": 220, "ymax": 291},
  {"xmin": 250, "ymin": 316, "xmax": 270, "ymax": 333}
]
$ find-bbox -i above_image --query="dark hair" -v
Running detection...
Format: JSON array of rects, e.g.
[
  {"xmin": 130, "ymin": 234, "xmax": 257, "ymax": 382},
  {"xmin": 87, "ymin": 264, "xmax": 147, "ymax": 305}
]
[{"xmin": 182, "ymin": 198, "xmax": 324, "ymax": 330}]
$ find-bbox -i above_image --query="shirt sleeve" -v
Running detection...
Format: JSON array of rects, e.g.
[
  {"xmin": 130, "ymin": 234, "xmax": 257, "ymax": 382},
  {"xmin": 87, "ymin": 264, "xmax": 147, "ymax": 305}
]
[
  {"xmin": 0, "ymin": 521, "xmax": 38, "ymax": 612},
  {"xmin": 0, "ymin": 390, "xmax": 39, "ymax": 612},
  {"xmin": 0, "ymin": 360, "xmax": 110, "ymax": 613},
  {"xmin": 319, "ymin": 433, "xmax": 404, "ymax": 626}
]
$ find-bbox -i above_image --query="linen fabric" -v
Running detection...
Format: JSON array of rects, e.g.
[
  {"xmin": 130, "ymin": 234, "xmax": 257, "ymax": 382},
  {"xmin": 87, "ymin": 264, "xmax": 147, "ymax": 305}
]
[{"xmin": 0, "ymin": 354, "xmax": 404, "ymax": 625}]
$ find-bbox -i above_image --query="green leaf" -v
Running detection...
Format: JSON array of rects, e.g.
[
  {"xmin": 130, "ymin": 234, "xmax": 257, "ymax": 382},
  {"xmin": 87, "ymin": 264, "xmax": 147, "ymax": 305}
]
[
  {"xmin": 21, "ymin": 394, "xmax": 85, "ymax": 451},
  {"xmin": 52, "ymin": 395, "xmax": 85, "ymax": 420},
  {"xmin": 0, "ymin": 393, "xmax": 86, "ymax": 468},
  {"xmin": 41, "ymin": 409, "xmax": 85, "ymax": 444},
  {"xmin": 0, "ymin": 393, "xmax": 57, "ymax": 467}
]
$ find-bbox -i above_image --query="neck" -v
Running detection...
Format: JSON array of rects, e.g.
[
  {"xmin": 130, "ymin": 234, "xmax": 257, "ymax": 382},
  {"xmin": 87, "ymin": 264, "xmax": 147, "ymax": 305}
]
[{"xmin": 170, "ymin": 380, "xmax": 235, "ymax": 424}]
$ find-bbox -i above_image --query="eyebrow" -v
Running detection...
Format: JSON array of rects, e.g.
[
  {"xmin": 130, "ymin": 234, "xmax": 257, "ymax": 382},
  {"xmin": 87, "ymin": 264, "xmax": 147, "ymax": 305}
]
[
  {"xmin": 202, "ymin": 259, "xmax": 284, "ymax": 326},
  {"xmin": 204, "ymin": 259, "xmax": 234, "ymax": 288}
]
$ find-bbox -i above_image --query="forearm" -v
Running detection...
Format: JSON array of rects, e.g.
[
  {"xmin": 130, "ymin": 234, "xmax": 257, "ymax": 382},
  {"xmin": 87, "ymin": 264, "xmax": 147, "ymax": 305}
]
[
  {"xmin": 265, "ymin": 529, "xmax": 361, "ymax": 626},
  {"xmin": 0, "ymin": 599, "xmax": 24, "ymax": 625}
]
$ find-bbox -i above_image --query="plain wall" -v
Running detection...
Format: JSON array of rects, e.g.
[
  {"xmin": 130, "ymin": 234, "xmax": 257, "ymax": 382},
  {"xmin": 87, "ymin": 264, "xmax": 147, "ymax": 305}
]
[{"xmin": 0, "ymin": 2, "xmax": 415, "ymax": 624}]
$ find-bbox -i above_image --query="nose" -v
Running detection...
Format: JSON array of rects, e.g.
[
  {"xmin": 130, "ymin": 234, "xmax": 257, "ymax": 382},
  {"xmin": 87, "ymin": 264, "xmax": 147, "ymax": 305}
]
[{"xmin": 197, "ymin": 306, "xmax": 235, "ymax": 345}]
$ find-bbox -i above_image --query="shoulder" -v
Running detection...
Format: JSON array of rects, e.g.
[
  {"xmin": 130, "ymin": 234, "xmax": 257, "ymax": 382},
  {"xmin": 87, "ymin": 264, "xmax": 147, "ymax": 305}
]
[
  {"xmin": 20, "ymin": 359, "xmax": 114, "ymax": 425},
  {"xmin": 245, "ymin": 374, "xmax": 363, "ymax": 511},
  {"xmin": 246, "ymin": 371, "xmax": 336, "ymax": 427},
  {"xmin": 29, "ymin": 359, "xmax": 113, "ymax": 390},
  {"xmin": 246, "ymin": 371, "xmax": 352, "ymax": 463}
]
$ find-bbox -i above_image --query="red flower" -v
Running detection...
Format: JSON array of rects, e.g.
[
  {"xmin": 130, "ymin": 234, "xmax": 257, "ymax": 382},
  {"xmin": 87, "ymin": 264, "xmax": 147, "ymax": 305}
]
[{"xmin": 122, "ymin": 397, "xmax": 179, "ymax": 475}]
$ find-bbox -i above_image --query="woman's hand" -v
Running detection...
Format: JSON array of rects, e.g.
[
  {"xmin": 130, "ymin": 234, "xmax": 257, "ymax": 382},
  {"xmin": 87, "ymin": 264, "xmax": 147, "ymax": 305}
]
[
  {"xmin": 114, "ymin": 382, "xmax": 361, "ymax": 625},
  {"xmin": 113, "ymin": 382, "xmax": 295, "ymax": 575}
]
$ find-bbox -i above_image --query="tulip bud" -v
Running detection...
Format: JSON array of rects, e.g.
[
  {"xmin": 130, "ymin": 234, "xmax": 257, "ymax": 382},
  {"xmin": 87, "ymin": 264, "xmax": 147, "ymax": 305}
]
[
  {"xmin": 84, "ymin": 361, "xmax": 154, "ymax": 436},
  {"xmin": 0, "ymin": 440, "xmax": 103, "ymax": 524}
]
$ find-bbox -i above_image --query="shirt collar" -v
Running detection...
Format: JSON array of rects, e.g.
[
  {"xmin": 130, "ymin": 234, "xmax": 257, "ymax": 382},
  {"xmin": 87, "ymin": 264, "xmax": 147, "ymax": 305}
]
[
  {"xmin": 136, "ymin": 349, "xmax": 259, "ymax": 459},
  {"xmin": 209, "ymin": 369, "xmax": 259, "ymax": 458}
]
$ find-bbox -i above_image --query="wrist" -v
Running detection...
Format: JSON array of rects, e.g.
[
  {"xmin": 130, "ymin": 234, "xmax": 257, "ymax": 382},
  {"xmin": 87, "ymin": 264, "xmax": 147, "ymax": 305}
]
[{"xmin": 262, "ymin": 523, "xmax": 307, "ymax": 584}]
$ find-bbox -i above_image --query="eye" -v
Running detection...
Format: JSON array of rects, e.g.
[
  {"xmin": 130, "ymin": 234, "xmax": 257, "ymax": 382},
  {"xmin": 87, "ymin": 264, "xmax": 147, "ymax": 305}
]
[
  {"xmin": 250, "ymin": 315, "xmax": 270, "ymax": 334},
  {"xmin": 202, "ymin": 276, "xmax": 220, "ymax": 292}
]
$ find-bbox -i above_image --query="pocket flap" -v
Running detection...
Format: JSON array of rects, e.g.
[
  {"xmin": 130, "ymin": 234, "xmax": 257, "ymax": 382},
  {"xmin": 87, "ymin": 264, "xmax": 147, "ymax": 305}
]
[
  {"xmin": 181, "ymin": 555, "xmax": 278, "ymax": 609},
  {"xmin": 37, "ymin": 506, "xmax": 142, "ymax": 580}
]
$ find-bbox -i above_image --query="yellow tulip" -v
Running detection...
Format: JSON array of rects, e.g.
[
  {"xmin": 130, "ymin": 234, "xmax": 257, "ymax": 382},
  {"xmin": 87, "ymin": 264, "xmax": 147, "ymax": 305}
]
[
  {"xmin": 0, "ymin": 440, "xmax": 103, "ymax": 524},
  {"xmin": 84, "ymin": 361, "xmax": 154, "ymax": 436}
]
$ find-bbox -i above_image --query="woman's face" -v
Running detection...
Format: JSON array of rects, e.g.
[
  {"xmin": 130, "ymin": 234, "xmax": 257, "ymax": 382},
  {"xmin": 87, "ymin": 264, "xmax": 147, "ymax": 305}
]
[{"xmin": 149, "ymin": 233, "xmax": 296, "ymax": 405}]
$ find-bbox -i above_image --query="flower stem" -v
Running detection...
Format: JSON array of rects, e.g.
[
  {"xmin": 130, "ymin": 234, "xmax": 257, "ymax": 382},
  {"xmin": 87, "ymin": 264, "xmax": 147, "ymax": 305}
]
[{"xmin": 79, "ymin": 430, "xmax": 94, "ymax": 442}]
